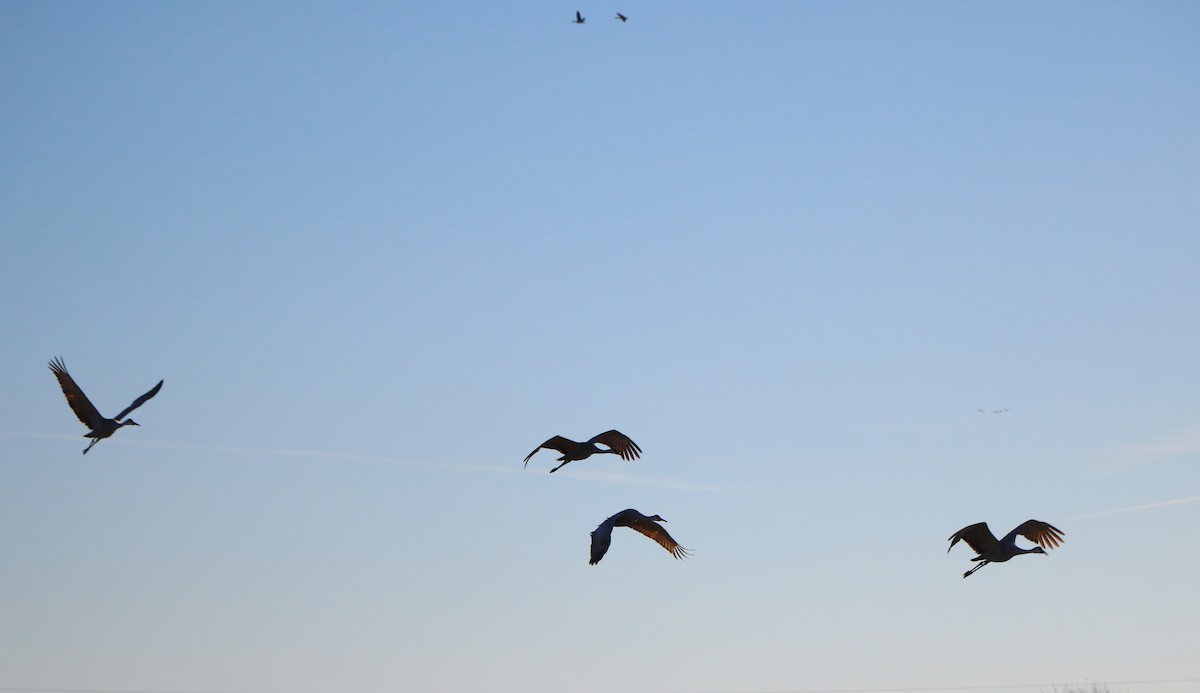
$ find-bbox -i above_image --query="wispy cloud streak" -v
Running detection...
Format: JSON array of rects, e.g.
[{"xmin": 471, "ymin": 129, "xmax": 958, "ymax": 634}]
[
  {"xmin": 0, "ymin": 432, "xmax": 81, "ymax": 442},
  {"xmin": 1066, "ymin": 494, "xmax": 1200, "ymax": 521},
  {"xmin": 2, "ymin": 432, "xmax": 430, "ymax": 466},
  {"xmin": 1101, "ymin": 423, "xmax": 1200, "ymax": 468},
  {"xmin": 3, "ymin": 432, "xmax": 722, "ymax": 492},
  {"xmin": 554, "ymin": 468, "xmax": 725, "ymax": 493}
]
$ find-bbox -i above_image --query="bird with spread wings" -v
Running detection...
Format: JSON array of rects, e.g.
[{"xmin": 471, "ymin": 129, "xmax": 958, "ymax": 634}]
[
  {"xmin": 590, "ymin": 509, "xmax": 689, "ymax": 565},
  {"xmin": 948, "ymin": 519, "xmax": 1064, "ymax": 578},
  {"xmin": 49, "ymin": 357, "xmax": 163, "ymax": 455},
  {"xmin": 523, "ymin": 429, "xmax": 641, "ymax": 473}
]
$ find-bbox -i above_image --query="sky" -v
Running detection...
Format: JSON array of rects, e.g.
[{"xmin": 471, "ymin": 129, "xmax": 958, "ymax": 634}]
[{"xmin": 1, "ymin": 2, "xmax": 1199, "ymax": 692}]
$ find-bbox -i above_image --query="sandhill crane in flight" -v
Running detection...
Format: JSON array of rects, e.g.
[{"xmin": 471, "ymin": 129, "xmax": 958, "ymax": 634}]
[
  {"xmin": 590, "ymin": 508, "xmax": 689, "ymax": 565},
  {"xmin": 523, "ymin": 429, "xmax": 641, "ymax": 473},
  {"xmin": 615, "ymin": 13, "xmax": 627, "ymax": 22},
  {"xmin": 48, "ymin": 357, "xmax": 163, "ymax": 454},
  {"xmin": 573, "ymin": 11, "xmax": 585, "ymax": 24},
  {"xmin": 947, "ymin": 519, "xmax": 1064, "ymax": 578}
]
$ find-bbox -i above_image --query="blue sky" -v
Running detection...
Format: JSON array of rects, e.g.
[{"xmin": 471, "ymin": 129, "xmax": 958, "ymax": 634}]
[{"xmin": 2, "ymin": 2, "xmax": 1199, "ymax": 692}]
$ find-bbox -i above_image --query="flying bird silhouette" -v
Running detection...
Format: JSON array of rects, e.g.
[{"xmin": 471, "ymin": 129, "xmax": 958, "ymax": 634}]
[
  {"xmin": 48, "ymin": 357, "xmax": 163, "ymax": 455},
  {"xmin": 590, "ymin": 509, "xmax": 689, "ymax": 564},
  {"xmin": 573, "ymin": 10, "xmax": 585, "ymax": 24},
  {"xmin": 615, "ymin": 12, "xmax": 627, "ymax": 22},
  {"xmin": 523, "ymin": 429, "xmax": 641, "ymax": 473},
  {"xmin": 947, "ymin": 519, "xmax": 1064, "ymax": 578}
]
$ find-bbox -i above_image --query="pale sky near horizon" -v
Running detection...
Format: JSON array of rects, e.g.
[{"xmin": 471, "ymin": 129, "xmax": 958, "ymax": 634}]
[{"xmin": 2, "ymin": 2, "xmax": 1199, "ymax": 692}]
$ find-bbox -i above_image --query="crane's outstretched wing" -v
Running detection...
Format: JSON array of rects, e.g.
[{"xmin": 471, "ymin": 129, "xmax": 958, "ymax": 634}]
[
  {"xmin": 589, "ymin": 523, "xmax": 614, "ymax": 565},
  {"xmin": 49, "ymin": 358, "xmax": 104, "ymax": 430},
  {"xmin": 1004, "ymin": 520, "xmax": 1064, "ymax": 550},
  {"xmin": 523, "ymin": 435, "xmax": 576, "ymax": 466},
  {"xmin": 627, "ymin": 516, "xmax": 689, "ymax": 560},
  {"xmin": 588, "ymin": 429, "xmax": 642, "ymax": 461},
  {"xmin": 114, "ymin": 379, "xmax": 163, "ymax": 421},
  {"xmin": 947, "ymin": 522, "xmax": 999, "ymax": 555}
]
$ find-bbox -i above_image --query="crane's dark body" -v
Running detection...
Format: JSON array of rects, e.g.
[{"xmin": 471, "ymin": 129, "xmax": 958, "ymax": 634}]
[
  {"xmin": 523, "ymin": 429, "xmax": 641, "ymax": 473},
  {"xmin": 49, "ymin": 357, "xmax": 163, "ymax": 454},
  {"xmin": 947, "ymin": 520, "xmax": 1065, "ymax": 578},
  {"xmin": 590, "ymin": 509, "xmax": 689, "ymax": 565}
]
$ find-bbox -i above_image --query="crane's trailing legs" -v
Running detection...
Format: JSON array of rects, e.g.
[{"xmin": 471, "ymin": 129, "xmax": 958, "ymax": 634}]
[
  {"xmin": 963, "ymin": 560, "xmax": 989, "ymax": 578},
  {"xmin": 82, "ymin": 422, "xmax": 137, "ymax": 454}
]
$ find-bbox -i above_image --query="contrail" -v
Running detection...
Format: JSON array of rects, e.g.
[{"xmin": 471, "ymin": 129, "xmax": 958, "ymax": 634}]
[
  {"xmin": 1, "ymin": 432, "xmax": 433, "ymax": 467},
  {"xmin": 557, "ymin": 468, "xmax": 725, "ymax": 493},
  {"xmin": 0, "ymin": 432, "xmax": 80, "ymax": 442},
  {"xmin": 2, "ymin": 432, "xmax": 722, "ymax": 492},
  {"xmin": 1101, "ymin": 423, "xmax": 1200, "ymax": 467},
  {"xmin": 1065, "ymin": 494, "xmax": 1200, "ymax": 521}
]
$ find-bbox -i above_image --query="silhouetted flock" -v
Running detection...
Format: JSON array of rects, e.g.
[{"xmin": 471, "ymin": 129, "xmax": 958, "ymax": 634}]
[{"xmin": 47, "ymin": 357, "xmax": 1065, "ymax": 574}]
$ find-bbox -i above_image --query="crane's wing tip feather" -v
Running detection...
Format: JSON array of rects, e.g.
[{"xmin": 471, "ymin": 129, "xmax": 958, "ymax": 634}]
[
  {"xmin": 114, "ymin": 377, "xmax": 166, "ymax": 421},
  {"xmin": 947, "ymin": 523, "xmax": 998, "ymax": 556},
  {"xmin": 48, "ymin": 358, "xmax": 105, "ymax": 429},
  {"xmin": 591, "ymin": 430, "xmax": 641, "ymax": 460},
  {"xmin": 1039, "ymin": 523, "xmax": 1066, "ymax": 549},
  {"xmin": 1017, "ymin": 519, "xmax": 1066, "ymax": 550}
]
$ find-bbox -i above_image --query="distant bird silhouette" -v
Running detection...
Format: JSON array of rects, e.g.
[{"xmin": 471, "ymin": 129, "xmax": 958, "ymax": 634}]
[
  {"xmin": 947, "ymin": 519, "xmax": 1064, "ymax": 578},
  {"xmin": 615, "ymin": 12, "xmax": 627, "ymax": 22},
  {"xmin": 573, "ymin": 10, "xmax": 585, "ymax": 24},
  {"xmin": 48, "ymin": 357, "xmax": 163, "ymax": 454},
  {"xmin": 523, "ymin": 429, "xmax": 641, "ymax": 473},
  {"xmin": 590, "ymin": 509, "xmax": 689, "ymax": 564}
]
